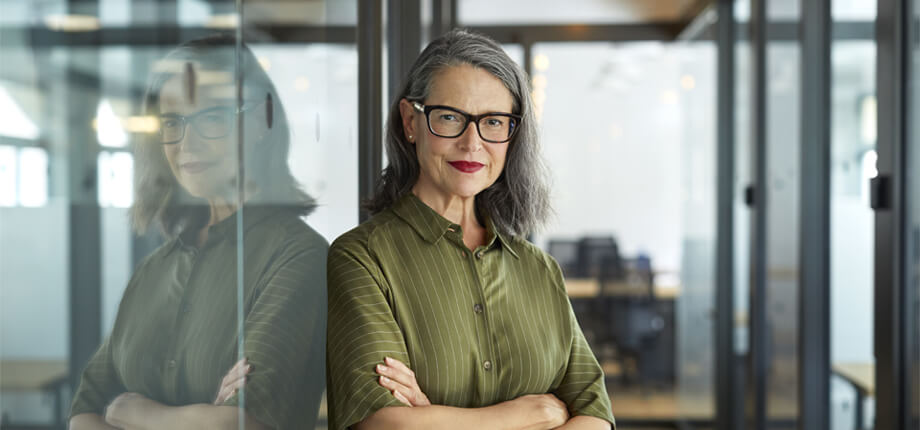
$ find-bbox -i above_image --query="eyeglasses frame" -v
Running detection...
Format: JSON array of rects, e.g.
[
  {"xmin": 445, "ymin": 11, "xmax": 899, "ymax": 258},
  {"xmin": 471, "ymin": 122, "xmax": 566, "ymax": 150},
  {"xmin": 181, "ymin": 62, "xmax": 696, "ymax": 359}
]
[
  {"xmin": 157, "ymin": 101, "xmax": 263, "ymax": 145},
  {"xmin": 411, "ymin": 101, "xmax": 521, "ymax": 144}
]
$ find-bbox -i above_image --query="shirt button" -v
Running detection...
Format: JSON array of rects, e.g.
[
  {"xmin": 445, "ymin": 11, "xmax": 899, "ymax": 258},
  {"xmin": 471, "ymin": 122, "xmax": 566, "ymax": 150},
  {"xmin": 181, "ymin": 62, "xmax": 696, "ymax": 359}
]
[
  {"xmin": 473, "ymin": 303, "xmax": 484, "ymax": 314},
  {"xmin": 166, "ymin": 359, "xmax": 177, "ymax": 369},
  {"xmin": 475, "ymin": 250, "xmax": 483, "ymax": 259},
  {"xmin": 483, "ymin": 360, "xmax": 492, "ymax": 371}
]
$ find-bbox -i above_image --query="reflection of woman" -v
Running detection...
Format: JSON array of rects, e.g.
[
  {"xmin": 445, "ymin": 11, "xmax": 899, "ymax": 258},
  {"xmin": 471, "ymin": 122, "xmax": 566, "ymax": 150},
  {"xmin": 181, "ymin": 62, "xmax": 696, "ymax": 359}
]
[
  {"xmin": 327, "ymin": 29, "xmax": 615, "ymax": 430},
  {"xmin": 69, "ymin": 35, "xmax": 327, "ymax": 430}
]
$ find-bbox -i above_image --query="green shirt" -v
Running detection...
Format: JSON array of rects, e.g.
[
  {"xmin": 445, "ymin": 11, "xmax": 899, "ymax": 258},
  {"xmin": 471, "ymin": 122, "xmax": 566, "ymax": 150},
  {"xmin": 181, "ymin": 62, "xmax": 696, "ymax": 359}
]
[
  {"xmin": 326, "ymin": 194, "xmax": 615, "ymax": 429},
  {"xmin": 70, "ymin": 206, "xmax": 327, "ymax": 430}
]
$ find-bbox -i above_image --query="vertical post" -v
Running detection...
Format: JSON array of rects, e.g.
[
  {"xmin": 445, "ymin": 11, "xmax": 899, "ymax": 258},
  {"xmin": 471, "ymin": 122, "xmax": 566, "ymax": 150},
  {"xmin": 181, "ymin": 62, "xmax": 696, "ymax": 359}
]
[
  {"xmin": 798, "ymin": 0, "xmax": 831, "ymax": 428},
  {"xmin": 715, "ymin": 1, "xmax": 737, "ymax": 430},
  {"xmin": 66, "ymin": 0, "xmax": 103, "ymax": 396},
  {"xmin": 358, "ymin": 0, "xmax": 383, "ymax": 222},
  {"xmin": 875, "ymin": 0, "xmax": 910, "ymax": 429},
  {"xmin": 387, "ymin": 0, "xmax": 422, "ymax": 102},
  {"xmin": 747, "ymin": 0, "xmax": 768, "ymax": 429},
  {"xmin": 430, "ymin": 0, "xmax": 457, "ymax": 41}
]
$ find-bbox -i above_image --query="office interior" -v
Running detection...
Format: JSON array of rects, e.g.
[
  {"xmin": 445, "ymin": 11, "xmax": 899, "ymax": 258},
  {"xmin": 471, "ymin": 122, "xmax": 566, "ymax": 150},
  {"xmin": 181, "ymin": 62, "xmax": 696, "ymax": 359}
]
[{"xmin": 0, "ymin": 0, "xmax": 917, "ymax": 429}]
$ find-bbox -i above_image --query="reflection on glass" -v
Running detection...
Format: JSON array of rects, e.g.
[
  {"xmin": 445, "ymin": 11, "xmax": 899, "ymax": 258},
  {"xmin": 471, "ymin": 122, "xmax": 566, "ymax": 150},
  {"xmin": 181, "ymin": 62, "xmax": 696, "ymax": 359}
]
[
  {"xmin": 830, "ymin": 39, "xmax": 876, "ymax": 430},
  {"xmin": 68, "ymin": 35, "xmax": 327, "ymax": 429}
]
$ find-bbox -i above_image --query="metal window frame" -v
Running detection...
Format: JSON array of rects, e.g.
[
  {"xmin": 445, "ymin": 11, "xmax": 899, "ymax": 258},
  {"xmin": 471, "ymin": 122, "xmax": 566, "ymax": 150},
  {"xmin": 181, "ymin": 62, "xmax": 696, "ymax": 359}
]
[
  {"xmin": 798, "ymin": 0, "xmax": 832, "ymax": 428},
  {"xmin": 746, "ymin": 1, "xmax": 768, "ymax": 429},
  {"xmin": 715, "ymin": 1, "xmax": 738, "ymax": 430},
  {"xmin": 875, "ymin": 0, "xmax": 912, "ymax": 429},
  {"xmin": 358, "ymin": 0, "xmax": 383, "ymax": 222}
]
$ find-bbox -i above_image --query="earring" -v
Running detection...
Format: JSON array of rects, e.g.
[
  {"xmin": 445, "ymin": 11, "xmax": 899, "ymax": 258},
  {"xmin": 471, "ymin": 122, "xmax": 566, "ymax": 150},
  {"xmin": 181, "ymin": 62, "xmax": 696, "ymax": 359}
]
[{"xmin": 408, "ymin": 134, "xmax": 414, "ymax": 142}]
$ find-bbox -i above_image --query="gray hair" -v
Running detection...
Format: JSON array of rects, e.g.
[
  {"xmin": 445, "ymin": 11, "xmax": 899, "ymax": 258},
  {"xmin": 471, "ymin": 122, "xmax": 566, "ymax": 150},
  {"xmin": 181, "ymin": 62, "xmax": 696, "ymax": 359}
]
[
  {"xmin": 365, "ymin": 28, "xmax": 551, "ymax": 237},
  {"xmin": 131, "ymin": 34, "xmax": 316, "ymax": 237}
]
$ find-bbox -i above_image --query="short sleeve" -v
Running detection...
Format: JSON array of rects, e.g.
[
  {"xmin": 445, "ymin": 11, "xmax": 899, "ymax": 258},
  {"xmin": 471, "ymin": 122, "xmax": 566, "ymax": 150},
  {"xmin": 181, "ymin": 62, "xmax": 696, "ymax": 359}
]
[
  {"xmin": 222, "ymin": 240, "xmax": 328, "ymax": 429},
  {"xmin": 70, "ymin": 336, "xmax": 124, "ymax": 417},
  {"xmin": 549, "ymin": 262, "xmax": 616, "ymax": 427},
  {"xmin": 326, "ymin": 242, "xmax": 410, "ymax": 430}
]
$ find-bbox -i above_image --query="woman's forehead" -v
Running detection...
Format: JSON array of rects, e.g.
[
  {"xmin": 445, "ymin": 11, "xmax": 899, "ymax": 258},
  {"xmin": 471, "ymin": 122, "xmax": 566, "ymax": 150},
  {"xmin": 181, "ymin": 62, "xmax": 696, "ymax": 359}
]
[
  {"xmin": 158, "ymin": 73, "xmax": 262, "ymax": 111},
  {"xmin": 427, "ymin": 64, "xmax": 513, "ymax": 112}
]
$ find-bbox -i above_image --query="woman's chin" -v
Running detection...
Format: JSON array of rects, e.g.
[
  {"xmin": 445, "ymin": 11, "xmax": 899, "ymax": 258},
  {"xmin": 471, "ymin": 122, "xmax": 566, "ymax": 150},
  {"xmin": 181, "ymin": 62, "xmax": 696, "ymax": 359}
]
[{"xmin": 178, "ymin": 182, "xmax": 230, "ymax": 202}]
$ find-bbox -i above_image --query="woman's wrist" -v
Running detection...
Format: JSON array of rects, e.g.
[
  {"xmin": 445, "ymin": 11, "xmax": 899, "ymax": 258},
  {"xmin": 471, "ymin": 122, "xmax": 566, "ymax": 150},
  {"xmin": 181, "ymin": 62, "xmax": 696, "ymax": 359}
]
[{"xmin": 104, "ymin": 393, "xmax": 163, "ymax": 429}]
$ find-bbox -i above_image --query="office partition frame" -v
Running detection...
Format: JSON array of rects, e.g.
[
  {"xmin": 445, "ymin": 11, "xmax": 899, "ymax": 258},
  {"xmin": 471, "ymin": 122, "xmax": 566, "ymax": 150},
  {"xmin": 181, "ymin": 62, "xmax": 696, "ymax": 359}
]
[
  {"xmin": 798, "ymin": 0, "xmax": 832, "ymax": 429},
  {"xmin": 715, "ymin": 1, "xmax": 738, "ymax": 430},
  {"xmin": 875, "ymin": 0, "xmax": 913, "ymax": 429}
]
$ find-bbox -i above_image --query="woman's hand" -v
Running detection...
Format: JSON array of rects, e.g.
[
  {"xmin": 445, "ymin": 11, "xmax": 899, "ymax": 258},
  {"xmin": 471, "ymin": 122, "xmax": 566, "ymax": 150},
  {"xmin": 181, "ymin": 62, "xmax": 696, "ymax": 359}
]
[
  {"xmin": 505, "ymin": 394, "xmax": 569, "ymax": 430},
  {"xmin": 375, "ymin": 356, "xmax": 431, "ymax": 407},
  {"xmin": 214, "ymin": 358, "xmax": 251, "ymax": 405},
  {"xmin": 104, "ymin": 392, "xmax": 154, "ymax": 428}
]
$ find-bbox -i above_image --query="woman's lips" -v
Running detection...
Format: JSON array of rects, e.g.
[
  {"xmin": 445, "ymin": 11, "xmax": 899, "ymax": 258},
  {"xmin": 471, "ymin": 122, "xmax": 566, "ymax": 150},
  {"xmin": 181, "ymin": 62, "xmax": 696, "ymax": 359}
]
[
  {"xmin": 448, "ymin": 161, "xmax": 484, "ymax": 173},
  {"xmin": 180, "ymin": 161, "xmax": 216, "ymax": 174}
]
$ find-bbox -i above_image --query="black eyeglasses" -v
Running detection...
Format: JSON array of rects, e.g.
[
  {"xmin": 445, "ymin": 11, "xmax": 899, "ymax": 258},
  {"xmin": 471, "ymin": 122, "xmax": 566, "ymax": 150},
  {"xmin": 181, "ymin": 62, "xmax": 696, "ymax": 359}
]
[
  {"xmin": 157, "ymin": 102, "xmax": 261, "ymax": 145},
  {"xmin": 412, "ymin": 101, "xmax": 521, "ymax": 143}
]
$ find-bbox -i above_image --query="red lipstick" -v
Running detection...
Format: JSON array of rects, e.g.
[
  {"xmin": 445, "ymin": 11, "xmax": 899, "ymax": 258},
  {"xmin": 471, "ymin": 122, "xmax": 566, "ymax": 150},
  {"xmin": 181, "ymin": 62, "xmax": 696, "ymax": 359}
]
[{"xmin": 448, "ymin": 161, "xmax": 484, "ymax": 173}]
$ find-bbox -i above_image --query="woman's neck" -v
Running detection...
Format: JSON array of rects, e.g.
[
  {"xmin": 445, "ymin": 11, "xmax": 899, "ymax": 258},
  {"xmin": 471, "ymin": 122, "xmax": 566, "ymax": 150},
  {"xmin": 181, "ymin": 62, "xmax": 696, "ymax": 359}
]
[
  {"xmin": 207, "ymin": 196, "xmax": 237, "ymax": 227},
  {"xmin": 411, "ymin": 186, "xmax": 487, "ymax": 250}
]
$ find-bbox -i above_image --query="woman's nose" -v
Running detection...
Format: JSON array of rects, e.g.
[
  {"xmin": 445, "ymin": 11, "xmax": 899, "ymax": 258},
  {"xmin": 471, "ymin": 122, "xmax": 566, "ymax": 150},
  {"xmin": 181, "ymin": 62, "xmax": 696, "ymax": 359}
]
[{"xmin": 456, "ymin": 122, "xmax": 483, "ymax": 152}]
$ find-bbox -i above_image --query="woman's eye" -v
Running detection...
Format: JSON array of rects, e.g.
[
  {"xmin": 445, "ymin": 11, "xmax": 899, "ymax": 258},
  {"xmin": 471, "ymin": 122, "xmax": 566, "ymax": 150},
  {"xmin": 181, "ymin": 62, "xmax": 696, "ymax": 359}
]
[
  {"xmin": 439, "ymin": 114, "xmax": 458, "ymax": 122},
  {"xmin": 485, "ymin": 118, "xmax": 505, "ymax": 127},
  {"xmin": 203, "ymin": 113, "xmax": 229, "ymax": 124},
  {"xmin": 162, "ymin": 119, "xmax": 180, "ymax": 128}
]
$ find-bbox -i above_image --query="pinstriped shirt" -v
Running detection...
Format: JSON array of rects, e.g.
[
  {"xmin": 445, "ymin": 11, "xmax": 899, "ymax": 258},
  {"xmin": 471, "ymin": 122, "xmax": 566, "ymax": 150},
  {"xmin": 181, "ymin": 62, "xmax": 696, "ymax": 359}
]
[
  {"xmin": 326, "ymin": 194, "xmax": 615, "ymax": 429},
  {"xmin": 70, "ymin": 207, "xmax": 327, "ymax": 430}
]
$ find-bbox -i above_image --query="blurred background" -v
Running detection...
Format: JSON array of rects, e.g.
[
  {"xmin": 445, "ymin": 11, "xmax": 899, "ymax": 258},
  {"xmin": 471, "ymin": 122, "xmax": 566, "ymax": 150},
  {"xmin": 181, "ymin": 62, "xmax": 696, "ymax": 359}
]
[{"xmin": 0, "ymin": 1, "xmax": 917, "ymax": 429}]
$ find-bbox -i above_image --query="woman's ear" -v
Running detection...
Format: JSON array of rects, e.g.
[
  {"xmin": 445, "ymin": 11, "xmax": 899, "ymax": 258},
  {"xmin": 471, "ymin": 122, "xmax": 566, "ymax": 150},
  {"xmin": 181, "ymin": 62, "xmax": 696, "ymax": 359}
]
[{"xmin": 398, "ymin": 99, "xmax": 418, "ymax": 143}]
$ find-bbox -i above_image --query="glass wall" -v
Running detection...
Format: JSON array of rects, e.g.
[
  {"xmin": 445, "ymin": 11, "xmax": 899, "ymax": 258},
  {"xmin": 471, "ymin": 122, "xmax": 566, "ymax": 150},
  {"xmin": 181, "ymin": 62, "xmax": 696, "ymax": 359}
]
[
  {"xmin": 829, "ymin": 7, "xmax": 876, "ymax": 429},
  {"xmin": 527, "ymin": 40, "xmax": 716, "ymax": 425},
  {"xmin": 0, "ymin": 1, "xmax": 355, "ymax": 428},
  {"xmin": 764, "ymin": 1, "xmax": 801, "ymax": 427}
]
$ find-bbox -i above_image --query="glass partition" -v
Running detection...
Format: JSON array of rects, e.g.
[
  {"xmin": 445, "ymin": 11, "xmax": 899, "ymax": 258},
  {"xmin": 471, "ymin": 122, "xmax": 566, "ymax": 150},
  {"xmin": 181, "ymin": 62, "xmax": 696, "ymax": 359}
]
[
  {"xmin": 765, "ymin": 0, "xmax": 801, "ymax": 426},
  {"xmin": 0, "ymin": 1, "xmax": 354, "ymax": 428},
  {"xmin": 530, "ymin": 40, "xmax": 717, "ymax": 425},
  {"xmin": 829, "ymin": 34, "xmax": 876, "ymax": 430}
]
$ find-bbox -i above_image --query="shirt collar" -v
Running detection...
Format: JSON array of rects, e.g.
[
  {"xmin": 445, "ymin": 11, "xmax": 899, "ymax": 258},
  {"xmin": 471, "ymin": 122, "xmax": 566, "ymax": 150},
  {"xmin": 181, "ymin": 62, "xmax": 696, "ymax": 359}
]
[
  {"xmin": 391, "ymin": 193, "xmax": 520, "ymax": 259},
  {"xmin": 176, "ymin": 205, "xmax": 287, "ymax": 248}
]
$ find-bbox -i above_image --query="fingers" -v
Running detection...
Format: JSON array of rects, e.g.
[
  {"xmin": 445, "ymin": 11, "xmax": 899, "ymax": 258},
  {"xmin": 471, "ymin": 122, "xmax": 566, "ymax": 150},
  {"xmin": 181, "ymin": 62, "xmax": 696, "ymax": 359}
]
[
  {"xmin": 214, "ymin": 375, "xmax": 247, "ymax": 405},
  {"xmin": 392, "ymin": 390, "xmax": 413, "ymax": 407},
  {"xmin": 214, "ymin": 358, "xmax": 251, "ymax": 405},
  {"xmin": 377, "ymin": 374, "xmax": 415, "ymax": 406},
  {"xmin": 383, "ymin": 357, "xmax": 413, "ymax": 377},
  {"xmin": 225, "ymin": 358, "xmax": 249, "ymax": 379},
  {"xmin": 376, "ymin": 358, "xmax": 418, "ymax": 390}
]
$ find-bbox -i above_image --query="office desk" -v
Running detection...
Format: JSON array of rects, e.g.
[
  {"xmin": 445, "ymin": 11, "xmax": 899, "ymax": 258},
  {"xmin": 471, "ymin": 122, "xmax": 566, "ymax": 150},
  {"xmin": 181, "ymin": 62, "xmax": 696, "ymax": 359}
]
[
  {"xmin": 564, "ymin": 278, "xmax": 601, "ymax": 297},
  {"xmin": 0, "ymin": 360, "xmax": 68, "ymax": 391},
  {"xmin": 564, "ymin": 278, "xmax": 680, "ymax": 299},
  {"xmin": 833, "ymin": 362, "xmax": 874, "ymax": 430},
  {"xmin": 1, "ymin": 360, "xmax": 69, "ymax": 427}
]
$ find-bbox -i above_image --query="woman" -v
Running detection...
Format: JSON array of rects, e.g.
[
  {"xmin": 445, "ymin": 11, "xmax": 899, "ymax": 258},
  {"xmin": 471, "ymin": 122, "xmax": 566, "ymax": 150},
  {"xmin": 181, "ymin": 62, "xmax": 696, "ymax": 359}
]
[
  {"xmin": 69, "ymin": 35, "xmax": 327, "ymax": 430},
  {"xmin": 326, "ymin": 29, "xmax": 615, "ymax": 429}
]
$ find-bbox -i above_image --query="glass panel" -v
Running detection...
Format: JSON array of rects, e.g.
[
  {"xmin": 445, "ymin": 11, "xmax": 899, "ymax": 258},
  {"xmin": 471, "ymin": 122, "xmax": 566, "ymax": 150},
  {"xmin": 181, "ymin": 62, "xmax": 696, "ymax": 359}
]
[
  {"xmin": 0, "ymin": 0, "xmax": 352, "ymax": 427},
  {"xmin": 765, "ymin": 0, "xmax": 801, "ymax": 425},
  {"xmin": 734, "ymin": 2, "xmax": 752, "ymax": 428},
  {"xmin": 239, "ymin": 3, "xmax": 356, "ymax": 427},
  {"xmin": 830, "ymin": 34, "xmax": 876, "ymax": 430},
  {"xmin": 532, "ymin": 40, "xmax": 716, "ymax": 425}
]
